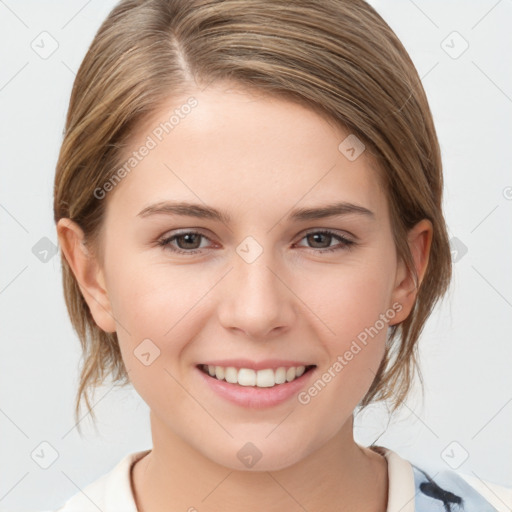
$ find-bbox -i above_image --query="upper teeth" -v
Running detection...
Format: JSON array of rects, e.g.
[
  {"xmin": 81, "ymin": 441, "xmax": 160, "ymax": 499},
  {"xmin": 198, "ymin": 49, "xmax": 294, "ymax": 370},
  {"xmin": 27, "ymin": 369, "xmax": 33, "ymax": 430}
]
[{"xmin": 203, "ymin": 365, "xmax": 308, "ymax": 387}]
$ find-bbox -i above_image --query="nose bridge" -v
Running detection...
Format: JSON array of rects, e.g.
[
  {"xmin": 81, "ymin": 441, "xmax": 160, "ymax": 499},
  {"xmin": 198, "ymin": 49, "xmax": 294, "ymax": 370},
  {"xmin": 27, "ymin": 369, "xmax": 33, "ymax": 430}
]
[
  {"xmin": 234, "ymin": 238, "xmax": 283, "ymax": 309},
  {"xmin": 218, "ymin": 236, "xmax": 295, "ymax": 337}
]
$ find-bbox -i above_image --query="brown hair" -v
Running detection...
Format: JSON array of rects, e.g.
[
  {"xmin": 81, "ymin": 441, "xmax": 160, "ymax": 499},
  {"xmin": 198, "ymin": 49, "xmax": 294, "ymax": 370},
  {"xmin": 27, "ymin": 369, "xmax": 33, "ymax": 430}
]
[{"xmin": 54, "ymin": 0, "xmax": 452, "ymax": 429}]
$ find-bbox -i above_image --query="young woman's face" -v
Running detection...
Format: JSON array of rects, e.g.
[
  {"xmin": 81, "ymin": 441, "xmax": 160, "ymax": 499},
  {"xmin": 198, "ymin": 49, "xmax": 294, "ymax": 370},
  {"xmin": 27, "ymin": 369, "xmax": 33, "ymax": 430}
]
[{"xmin": 79, "ymin": 83, "xmax": 422, "ymax": 470}]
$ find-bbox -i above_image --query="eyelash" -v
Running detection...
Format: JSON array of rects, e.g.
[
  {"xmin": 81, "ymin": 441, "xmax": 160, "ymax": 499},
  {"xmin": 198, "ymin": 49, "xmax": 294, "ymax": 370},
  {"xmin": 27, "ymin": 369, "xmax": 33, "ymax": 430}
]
[{"xmin": 157, "ymin": 229, "xmax": 355, "ymax": 255}]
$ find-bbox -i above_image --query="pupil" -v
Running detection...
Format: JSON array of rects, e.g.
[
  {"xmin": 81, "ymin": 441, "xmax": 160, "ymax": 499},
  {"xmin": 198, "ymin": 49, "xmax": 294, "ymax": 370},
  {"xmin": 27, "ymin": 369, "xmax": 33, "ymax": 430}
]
[
  {"xmin": 309, "ymin": 233, "xmax": 330, "ymax": 248},
  {"xmin": 180, "ymin": 234, "xmax": 200, "ymax": 249}
]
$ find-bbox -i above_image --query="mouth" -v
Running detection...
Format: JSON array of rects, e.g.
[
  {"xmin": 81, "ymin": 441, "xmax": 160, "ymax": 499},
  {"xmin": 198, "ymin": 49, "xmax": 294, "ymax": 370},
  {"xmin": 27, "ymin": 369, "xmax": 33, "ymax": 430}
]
[{"xmin": 197, "ymin": 363, "xmax": 317, "ymax": 388}]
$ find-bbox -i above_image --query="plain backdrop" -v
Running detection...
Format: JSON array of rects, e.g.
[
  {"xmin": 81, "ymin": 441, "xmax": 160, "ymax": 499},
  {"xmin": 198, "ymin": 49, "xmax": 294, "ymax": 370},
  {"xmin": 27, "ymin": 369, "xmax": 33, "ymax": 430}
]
[{"xmin": 0, "ymin": 0, "xmax": 511, "ymax": 510}]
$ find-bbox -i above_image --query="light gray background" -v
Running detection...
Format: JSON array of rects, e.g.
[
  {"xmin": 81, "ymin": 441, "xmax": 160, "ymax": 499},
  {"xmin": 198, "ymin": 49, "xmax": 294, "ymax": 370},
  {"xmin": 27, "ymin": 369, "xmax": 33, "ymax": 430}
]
[{"xmin": 1, "ymin": 0, "xmax": 511, "ymax": 510}]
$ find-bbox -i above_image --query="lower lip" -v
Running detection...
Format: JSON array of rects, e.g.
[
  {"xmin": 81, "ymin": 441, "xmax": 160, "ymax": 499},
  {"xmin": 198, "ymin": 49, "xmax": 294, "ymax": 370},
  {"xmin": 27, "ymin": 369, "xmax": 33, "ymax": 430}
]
[{"xmin": 196, "ymin": 366, "xmax": 317, "ymax": 409}]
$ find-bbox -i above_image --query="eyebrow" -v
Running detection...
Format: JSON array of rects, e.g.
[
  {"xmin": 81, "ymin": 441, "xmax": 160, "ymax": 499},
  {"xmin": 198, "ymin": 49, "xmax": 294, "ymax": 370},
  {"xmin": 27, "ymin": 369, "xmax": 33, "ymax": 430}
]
[{"xmin": 137, "ymin": 200, "xmax": 375, "ymax": 223}]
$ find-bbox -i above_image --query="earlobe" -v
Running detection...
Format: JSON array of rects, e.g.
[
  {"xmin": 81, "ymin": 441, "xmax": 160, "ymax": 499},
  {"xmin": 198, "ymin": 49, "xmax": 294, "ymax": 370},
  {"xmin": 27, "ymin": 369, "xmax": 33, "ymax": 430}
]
[
  {"xmin": 389, "ymin": 219, "xmax": 433, "ymax": 325},
  {"xmin": 56, "ymin": 218, "xmax": 117, "ymax": 333}
]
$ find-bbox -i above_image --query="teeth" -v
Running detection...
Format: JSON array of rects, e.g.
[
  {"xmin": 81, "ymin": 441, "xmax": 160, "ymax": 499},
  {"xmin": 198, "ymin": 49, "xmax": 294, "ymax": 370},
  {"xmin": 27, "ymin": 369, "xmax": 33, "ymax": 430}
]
[
  {"xmin": 203, "ymin": 364, "xmax": 310, "ymax": 387},
  {"xmin": 215, "ymin": 366, "xmax": 225, "ymax": 380},
  {"xmin": 225, "ymin": 367, "xmax": 237, "ymax": 384},
  {"xmin": 256, "ymin": 369, "xmax": 274, "ymax": 388},
  {"xmin": 275, "ymin": 367, "xmax": 286, "ymax": 384},
  {"xmin": 238, "ymin": 368, "xmax": 256, "ymax": 386}
]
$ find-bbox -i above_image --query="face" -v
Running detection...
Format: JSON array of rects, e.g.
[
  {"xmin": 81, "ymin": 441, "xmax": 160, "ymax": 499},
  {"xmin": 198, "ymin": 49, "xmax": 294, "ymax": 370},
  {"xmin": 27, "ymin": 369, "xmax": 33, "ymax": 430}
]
[{"xmin": 61, "ymin": 82, "xmax": 428, "ymax": 471}]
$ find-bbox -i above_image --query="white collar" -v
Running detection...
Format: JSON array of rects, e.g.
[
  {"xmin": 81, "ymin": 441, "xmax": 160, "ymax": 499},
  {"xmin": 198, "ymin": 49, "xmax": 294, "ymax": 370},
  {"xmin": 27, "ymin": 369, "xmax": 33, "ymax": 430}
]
[{"xmin": 57, "ymin": 446, "xmax": 416, "ymax": 511}]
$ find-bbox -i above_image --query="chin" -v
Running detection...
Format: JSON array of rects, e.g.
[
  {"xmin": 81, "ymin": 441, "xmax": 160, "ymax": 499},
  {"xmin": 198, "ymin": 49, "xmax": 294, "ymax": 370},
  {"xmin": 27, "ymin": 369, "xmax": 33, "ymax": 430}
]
[{"xmin": 201, "ymin": 436, "xmax": 313, "ymax": 472}]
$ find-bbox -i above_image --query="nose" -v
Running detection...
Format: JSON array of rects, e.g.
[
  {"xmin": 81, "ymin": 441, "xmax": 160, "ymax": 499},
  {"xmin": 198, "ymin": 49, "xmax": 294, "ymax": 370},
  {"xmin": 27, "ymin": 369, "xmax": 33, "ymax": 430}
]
[{"xmin": 217, "ymin": 244, "xmax": 297, "ymax": 340}]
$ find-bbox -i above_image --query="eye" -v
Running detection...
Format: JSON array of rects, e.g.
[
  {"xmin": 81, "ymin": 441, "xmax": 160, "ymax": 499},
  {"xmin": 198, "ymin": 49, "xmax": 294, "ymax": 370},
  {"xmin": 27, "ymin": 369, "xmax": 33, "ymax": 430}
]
[
  {"xmin": 157, "ymin": 229, "xmax": 355, "ymax": 256},
  {"xmin": 295, "ymin": 230, "xmax": 355, "ymax": 253},
  {"xmin": 157, "ymin": 231, "xmax": 213, "ymax": 254}
]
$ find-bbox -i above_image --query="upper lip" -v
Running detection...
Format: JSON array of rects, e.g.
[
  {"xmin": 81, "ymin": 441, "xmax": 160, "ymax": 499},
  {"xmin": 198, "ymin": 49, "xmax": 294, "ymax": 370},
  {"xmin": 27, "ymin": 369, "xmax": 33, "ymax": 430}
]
[{"xmin": 198, "ymin": 359, "xmax": 316, "ymax": 371}]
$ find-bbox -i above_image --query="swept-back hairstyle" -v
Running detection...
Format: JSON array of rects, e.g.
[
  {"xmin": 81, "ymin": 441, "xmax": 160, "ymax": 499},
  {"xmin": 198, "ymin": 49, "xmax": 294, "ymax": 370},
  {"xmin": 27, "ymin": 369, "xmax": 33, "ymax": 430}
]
[{"xmin": 54, "ymin": 0, "xmax": 452, "ymax": 428}]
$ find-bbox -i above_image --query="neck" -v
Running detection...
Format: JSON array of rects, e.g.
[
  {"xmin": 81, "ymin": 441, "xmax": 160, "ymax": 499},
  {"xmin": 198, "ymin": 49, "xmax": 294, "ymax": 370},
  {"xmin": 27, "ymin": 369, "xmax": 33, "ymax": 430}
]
[{"xmin": 132, "ymin": 412, "xmax": 388, "ymax": 512}]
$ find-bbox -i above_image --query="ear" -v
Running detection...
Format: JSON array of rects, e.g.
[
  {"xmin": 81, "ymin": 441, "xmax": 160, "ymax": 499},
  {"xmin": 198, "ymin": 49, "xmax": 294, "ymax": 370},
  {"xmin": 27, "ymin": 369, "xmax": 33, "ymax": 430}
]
[
  {"xmin": 389, "ymin": 219, "xmax": 433, "ymax": 326},
  {"xmin": 56, "ymin": 218, "xmax": 117, "ymax": 333}
]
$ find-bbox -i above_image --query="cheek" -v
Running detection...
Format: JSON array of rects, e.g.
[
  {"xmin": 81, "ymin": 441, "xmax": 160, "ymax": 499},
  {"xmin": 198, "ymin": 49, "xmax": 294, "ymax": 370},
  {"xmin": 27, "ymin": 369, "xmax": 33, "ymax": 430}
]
[
  {"xmin": 303, "ymin": 259, "xmax": 396, "ymax": 345},
  {"xmin": 108, "ymin": 264, "xmax": 200, "ymax": 408},
  {"xmin": 107, "ymin": 259, "xmax": 218, "ymax": 389},
  {"xmin": 297, "ymin": 271, "xmax": 392, "ymax": 425},
  {"xmin": 107, "ymin": 257, "xmax": 202, "ymax": 335},
  {"xmin": 295, "ymin": 258, "xmax": 395, "ymax": 399}
]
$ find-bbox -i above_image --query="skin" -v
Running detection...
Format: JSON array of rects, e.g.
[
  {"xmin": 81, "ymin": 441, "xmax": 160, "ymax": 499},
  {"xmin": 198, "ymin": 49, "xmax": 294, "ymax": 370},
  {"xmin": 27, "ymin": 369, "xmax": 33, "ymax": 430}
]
[{"xmin": 57, "ymin": 82, "xmax": 432, "ymax": 512}]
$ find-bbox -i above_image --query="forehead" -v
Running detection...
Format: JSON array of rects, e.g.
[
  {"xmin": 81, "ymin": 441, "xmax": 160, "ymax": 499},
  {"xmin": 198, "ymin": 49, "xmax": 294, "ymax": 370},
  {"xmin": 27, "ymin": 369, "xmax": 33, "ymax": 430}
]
[{"xmin": 107, "ymin": 83, "xmax": 388, "ymax": 223}]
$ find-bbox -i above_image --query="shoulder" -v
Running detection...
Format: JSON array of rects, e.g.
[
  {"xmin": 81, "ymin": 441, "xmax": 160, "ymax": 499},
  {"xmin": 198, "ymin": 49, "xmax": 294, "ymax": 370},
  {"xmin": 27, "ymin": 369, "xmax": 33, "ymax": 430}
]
[
  {"xmin": 53, "ymin": 449, "xmax": 150, "ymax": 512},
  {"xmin": 373, "ymin": 446, "xmax": 511, "ymax": 512}
]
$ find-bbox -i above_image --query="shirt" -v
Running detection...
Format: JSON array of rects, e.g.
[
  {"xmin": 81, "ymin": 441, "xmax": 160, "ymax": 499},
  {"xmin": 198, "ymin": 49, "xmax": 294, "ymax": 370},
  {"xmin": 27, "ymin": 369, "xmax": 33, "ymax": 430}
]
[{"xmin": 53, "ymin": 447, "xmax": 511, "ymax": 511}]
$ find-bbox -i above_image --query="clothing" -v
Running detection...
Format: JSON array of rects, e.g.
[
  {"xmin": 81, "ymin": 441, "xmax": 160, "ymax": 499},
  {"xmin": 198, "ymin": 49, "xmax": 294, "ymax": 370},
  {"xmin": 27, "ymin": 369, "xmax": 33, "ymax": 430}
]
[{"xmin": 53, "ymin": 447, "xmax": 511, "ymax": 511}]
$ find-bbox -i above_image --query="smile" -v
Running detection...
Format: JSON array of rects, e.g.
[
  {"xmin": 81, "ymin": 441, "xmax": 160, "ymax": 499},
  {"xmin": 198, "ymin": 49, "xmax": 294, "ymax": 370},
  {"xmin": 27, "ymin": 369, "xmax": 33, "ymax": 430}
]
[{"xmin": 199, "ymin": 364, "xmax": 316, "ymax": 388}]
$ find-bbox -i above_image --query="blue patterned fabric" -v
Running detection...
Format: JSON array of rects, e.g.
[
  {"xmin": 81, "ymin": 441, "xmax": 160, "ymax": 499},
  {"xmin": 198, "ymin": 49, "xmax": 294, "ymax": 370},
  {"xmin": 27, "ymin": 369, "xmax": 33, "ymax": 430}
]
[{"xmin": 413, "ymin": 465, "xmax": 498, "ymax": 511}]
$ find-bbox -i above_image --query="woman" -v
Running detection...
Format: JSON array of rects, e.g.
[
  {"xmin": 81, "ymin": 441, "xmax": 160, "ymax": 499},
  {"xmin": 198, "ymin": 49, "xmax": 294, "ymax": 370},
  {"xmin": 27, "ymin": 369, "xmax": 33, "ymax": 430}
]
[{"xmin": 52, "ymin": 0, "xmax": 510, "ymax": 510}]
